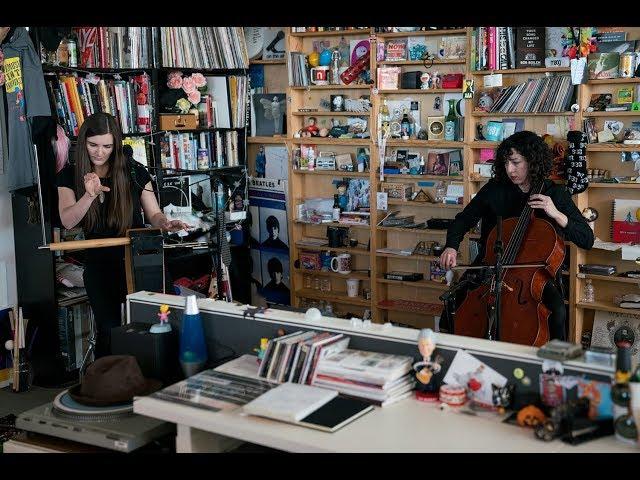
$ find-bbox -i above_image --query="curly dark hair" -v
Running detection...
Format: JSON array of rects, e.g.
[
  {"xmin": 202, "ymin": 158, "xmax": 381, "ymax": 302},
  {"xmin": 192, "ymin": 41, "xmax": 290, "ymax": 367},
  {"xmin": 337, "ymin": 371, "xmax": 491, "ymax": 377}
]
[{"xmin": 492, "ymin": 131, "xmax": 553, "ymax": 186}]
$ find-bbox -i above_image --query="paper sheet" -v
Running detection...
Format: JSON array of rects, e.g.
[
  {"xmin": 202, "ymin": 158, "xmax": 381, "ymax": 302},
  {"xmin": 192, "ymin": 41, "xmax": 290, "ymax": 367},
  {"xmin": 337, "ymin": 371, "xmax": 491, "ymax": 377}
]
[{"xmin": 265, "ymin": 146, "xmax": 289, "ymax": 180}]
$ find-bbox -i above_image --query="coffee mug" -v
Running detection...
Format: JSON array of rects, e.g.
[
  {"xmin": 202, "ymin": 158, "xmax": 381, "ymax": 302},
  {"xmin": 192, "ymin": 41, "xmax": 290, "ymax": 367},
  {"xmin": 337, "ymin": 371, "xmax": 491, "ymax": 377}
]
[
  {"xmin": 320, "ymin": 250, "xmax": 333, "ymax": 271},
  {"xmin": 310, "ymin": 66, "xmax": 330, "ymax": 85},
  {"xmin": 346, "ymin": 278, "xmax": 360, "ymax": 297},
  {"xmin": 331, "ymin": 253, "xmax": 352, "ymax": 274}
]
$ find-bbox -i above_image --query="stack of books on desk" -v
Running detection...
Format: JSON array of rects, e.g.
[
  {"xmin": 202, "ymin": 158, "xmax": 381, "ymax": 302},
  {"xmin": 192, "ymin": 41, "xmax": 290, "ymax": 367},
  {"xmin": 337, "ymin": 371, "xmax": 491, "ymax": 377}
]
[
  {"xmin": 258, "ymin": 330, "xmax": 350, "ymax": 385},
  {"xmin": 311, "ymin": 349, "xmax": 415, "ymax": 407}
]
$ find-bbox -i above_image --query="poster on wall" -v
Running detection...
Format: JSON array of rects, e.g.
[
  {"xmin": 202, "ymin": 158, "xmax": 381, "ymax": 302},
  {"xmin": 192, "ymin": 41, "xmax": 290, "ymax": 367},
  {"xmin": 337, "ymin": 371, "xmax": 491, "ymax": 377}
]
[{"xmin": 249, "ymin": 178, "xmax": 290, "ymax": 306}]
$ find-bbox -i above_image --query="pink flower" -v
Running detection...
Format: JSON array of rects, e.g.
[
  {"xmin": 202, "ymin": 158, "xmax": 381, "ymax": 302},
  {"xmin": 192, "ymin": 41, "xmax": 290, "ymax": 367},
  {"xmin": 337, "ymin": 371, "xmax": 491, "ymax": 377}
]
[
  {"xmin": 182, "ymin": 76, "xmax": 196, "ymax": 94},
  {"xmin": 167, "ymin": 70, "xmax": 183, "ymax": 80},
  {"xmin": 167, "ymin": 75, "xmax": 183, "ymax": 89},
  {"xmin": 191, "ymin": 73, "xmax": 206, "ymax": 88},
  {"xmin": 187, "ymin": 90, "xmax": 201, "ymax": 105}
]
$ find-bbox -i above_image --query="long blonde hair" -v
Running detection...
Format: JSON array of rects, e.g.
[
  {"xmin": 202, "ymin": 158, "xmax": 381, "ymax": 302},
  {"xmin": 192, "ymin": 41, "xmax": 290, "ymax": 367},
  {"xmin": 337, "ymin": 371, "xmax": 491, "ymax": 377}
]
[{"xmin": 74, "ymin": 113, "xmax": 132, "ymax": 236}]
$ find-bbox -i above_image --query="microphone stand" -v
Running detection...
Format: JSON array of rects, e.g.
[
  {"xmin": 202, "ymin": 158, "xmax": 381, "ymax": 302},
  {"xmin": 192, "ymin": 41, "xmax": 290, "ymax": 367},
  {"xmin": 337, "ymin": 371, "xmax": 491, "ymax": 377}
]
[{"xmin": 488, "ymin": 216, "xmax": 504, "ymax": 341}]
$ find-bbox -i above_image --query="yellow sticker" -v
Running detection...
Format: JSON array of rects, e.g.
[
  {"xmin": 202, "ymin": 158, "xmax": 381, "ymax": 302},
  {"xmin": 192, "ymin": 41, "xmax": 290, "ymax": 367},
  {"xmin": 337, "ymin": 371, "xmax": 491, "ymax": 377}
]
[
  {"xmin": 4, "ymin": 57, "xmax": 23, "ymax": 93},
  {"xmin": 513, "ymin": 368, "xmax": 524, "ymax": 379}
]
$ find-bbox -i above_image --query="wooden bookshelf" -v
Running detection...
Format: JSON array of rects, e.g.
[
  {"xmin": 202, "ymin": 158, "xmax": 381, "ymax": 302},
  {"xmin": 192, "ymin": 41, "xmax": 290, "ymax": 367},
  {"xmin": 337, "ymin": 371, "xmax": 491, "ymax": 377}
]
[
  {"xmin": 374, "ymin": 29, "xmax": 467, "ymax": 38},
  {"xmin": 246, "ymin": 136, "xmax": 287, "ymax": 144},
  {"xmin": 377, "ymin": 278, "xmax": 449, "ymax": 290},
  {"xmin": 295, "ymin": 268, "xmax": 371, "ymax": 280},
  {"xmin": 587, "ymin": 78, "xmax": 640, "ymax": 85},
  {"xmin": 378, "ymin": 59, "xmax": 466, "ymax": 66},
  {"xmin": 249, "ymin": 59, "xmax": 286, "ymax": 65},
  {"xmin": 378, "ymin": 88, "xmax": 463, "ymax": 94},
  {"xmin": 293, "ymin": 170, "xmax": 370, "ymax": 178},
  {"xmin": 291, "ymin": 111, "xmax": 371, "ymax": 116},
  {"xmin": 290, "ymin": 29, "xmax": 372, "ymax": 37},
  {"xmin": 471, "ymin": 67, "xmax": 571, "ymax": 75},
  {"xmin": 471, "ymin": 112, "xmax": 574, "ymax": 117},
  {"xmin": 290, "ymin": 85, "xmax": 371, "ymax": 90},
  {"xmin": 282, "ymin": 26, "xmax": 640, "ymax": 335},
  {"xmin": 587, "ymin": 182, "xmax": 640, "ymax": 189},
  {"xmin": 586, "ymin": 144, "xmax": 640, "ymax": 152},
  {"xmin": 289, "ymin": 138, "xmax": 371, "ymax": 145},
  {"xmin": 576, "ymin": 301, "xmax": 638, "ymax": 315},
  {"xmin": 583, "ymin": 111, "xmax": 639, "ymax": 117},
  {"xmin": 296, "ymin": 289, "xmax": 372, "ymax": 306}
]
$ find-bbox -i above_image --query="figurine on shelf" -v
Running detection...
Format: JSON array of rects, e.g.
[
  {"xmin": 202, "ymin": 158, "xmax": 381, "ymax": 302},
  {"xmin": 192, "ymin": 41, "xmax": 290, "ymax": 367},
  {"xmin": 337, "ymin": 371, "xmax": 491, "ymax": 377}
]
[
  {"xmin": 432, "ymin": 71, "xmax": 442, "ymax": 89},
  {"xmin": 301, "ymin": 116, "xmax": 320, "ymax": 137},
  {"xmin": 413, "ymin": 328, "xmax": 443, "ymax": 402},
  {"xmin": 336, "ymin": 181, "xmax": 349, "ymax": 211},
  {"xmin": 254, "ymin": 337, "xmax": 269, "ymax": 364},
  {"xmin": 581, "ymin": 207, "xmax": 599, "ymax": 231},
  {"xmin": 150, "ymin": 304, "xmax": 172, "ymax": 334},
  {"xmin": 255, "ymin": 145, "xmax": 266, "ymax": 178},
  {"xmin": 420, "ymin": 72, "xmax": 431, "ymax": 90},
  {"xmin": 331, "ymin": 48, "xmax": 341, "ymax": 85}
]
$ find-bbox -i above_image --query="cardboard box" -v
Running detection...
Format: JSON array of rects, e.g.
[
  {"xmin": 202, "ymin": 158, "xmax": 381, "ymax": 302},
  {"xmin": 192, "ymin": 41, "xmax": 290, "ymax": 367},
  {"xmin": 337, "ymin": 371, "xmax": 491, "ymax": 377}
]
[{"xmin": 159, "ymin": 114, "xmax": 198, "ymax": 131}]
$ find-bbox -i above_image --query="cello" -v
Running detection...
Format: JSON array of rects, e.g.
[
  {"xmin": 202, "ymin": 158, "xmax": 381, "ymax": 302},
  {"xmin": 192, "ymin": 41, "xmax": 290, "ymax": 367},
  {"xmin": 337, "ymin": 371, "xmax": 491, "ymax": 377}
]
[{"xmin": 453, "ymin": 182, "xmax": 565, "ymax": 347}]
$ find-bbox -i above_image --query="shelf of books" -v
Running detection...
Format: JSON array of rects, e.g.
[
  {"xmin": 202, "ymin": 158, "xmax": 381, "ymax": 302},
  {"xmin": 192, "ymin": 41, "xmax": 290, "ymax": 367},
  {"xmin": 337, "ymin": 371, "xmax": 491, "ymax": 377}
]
[{"xmin": 271, "ymin": 25, "xmax": 640, "ymax": 336}]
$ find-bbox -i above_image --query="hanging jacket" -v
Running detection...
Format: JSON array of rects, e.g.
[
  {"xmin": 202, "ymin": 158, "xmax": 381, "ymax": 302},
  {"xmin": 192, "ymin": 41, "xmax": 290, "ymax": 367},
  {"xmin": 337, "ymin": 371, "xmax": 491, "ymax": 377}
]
[{"xmin": 2, "ymin": 27, "xmax": 51, "ymax": 191}]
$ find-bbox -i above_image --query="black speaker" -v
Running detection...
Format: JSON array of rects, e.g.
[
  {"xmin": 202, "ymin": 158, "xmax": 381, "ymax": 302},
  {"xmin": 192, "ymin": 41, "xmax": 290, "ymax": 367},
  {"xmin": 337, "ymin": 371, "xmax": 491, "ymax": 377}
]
[
  {"xmin": 111, "ymin": 323, "xmax": 180, "ymax": 385},
  {"xmin": 401, "ymin": 71, "xmax": 422, "ymax": 89},
  {"xmin": 127, "ymin": 228, "xmax": 164, "ymax": 293}
]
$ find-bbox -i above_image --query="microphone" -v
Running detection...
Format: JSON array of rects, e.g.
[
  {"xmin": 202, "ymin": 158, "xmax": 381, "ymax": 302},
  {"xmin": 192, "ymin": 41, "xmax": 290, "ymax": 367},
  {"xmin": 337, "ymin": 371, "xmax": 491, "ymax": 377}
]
[{"xmin": 265, "ymin": 30, "xmax": 285, "ymax": 53}]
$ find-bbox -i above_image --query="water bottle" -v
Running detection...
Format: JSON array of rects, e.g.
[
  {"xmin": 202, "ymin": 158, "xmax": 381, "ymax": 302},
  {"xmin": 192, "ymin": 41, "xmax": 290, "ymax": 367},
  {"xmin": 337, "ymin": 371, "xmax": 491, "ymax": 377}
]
[
  {"xmin": 582, "ymin": 279, "xmax": 595, "ymax": 303},
  {"xmin": 179, "ymin": 295, "xmax": 208, "ymax": 377}
]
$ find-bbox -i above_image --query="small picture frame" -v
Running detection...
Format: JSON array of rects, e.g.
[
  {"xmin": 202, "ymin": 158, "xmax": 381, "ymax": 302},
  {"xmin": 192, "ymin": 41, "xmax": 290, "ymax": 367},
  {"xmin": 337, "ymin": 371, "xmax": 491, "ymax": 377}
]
[
  {"xmin": 330, "ymin": 94, "xmax": 346, "ymax": 112},
  {"xmin": 335, "ymin": 153, "xmax": 354, "ymax": 171}
]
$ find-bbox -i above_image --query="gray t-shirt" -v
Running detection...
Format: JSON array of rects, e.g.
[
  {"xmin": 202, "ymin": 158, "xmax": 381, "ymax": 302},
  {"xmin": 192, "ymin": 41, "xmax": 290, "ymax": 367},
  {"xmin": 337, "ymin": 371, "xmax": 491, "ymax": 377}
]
[{"xmin": 2, "ymin": 27, "xmax": 51, "ymax": 190}]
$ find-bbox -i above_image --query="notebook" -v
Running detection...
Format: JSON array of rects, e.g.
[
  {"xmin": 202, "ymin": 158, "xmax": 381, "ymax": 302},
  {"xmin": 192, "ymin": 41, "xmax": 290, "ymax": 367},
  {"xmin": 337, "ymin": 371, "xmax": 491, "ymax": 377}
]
[
  {"xmin": 243, "ymin": 383, "xmax": 373, "ymax": 432},
  {"xmin": 612, "ymin": 199, "xmax": 640, "ymax": 243}
]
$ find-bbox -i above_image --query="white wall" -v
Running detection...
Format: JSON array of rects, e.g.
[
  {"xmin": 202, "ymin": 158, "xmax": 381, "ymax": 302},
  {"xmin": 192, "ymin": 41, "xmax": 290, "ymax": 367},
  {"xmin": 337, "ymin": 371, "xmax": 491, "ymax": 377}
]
[{"xmin": 0, "ymin": 172, "xmax": 17, "ymax": 309}]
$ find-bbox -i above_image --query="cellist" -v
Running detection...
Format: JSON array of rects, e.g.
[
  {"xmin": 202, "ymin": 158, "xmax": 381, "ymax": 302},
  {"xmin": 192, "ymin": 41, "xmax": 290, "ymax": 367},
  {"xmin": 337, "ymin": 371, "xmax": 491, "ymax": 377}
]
[{"xmin": 439, "ymin": 131, "xmax": 594, "ymax": 340}]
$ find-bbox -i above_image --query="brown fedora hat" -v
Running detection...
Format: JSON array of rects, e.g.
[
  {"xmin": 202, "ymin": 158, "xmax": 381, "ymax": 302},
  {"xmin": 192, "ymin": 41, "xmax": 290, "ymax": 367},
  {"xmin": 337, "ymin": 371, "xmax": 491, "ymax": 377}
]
[{"xmin": 69, "ymin": 355, "xmax": 162, "ymax": 407}]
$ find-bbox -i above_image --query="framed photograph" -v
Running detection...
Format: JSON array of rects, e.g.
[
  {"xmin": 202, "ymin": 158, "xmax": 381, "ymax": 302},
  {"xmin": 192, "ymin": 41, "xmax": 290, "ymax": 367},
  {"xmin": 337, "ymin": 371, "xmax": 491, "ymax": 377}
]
[
  {"xmin": 395, "ymin": 149, "xmax": 409, "ymax": 163},
  {"xmin": 447, "ymin": 150, "xmax": 463, "ymax": 176},
  {"xmin": 426, "ymin": 152, "xmax": 450, "ymax": 176},
  {"xmin": 335, "ymin": 153, "xmax": 354, "ymax": 171},
  {"xmin": 330, "ymin": 95, "xmax": 346, "ymax": 112}
]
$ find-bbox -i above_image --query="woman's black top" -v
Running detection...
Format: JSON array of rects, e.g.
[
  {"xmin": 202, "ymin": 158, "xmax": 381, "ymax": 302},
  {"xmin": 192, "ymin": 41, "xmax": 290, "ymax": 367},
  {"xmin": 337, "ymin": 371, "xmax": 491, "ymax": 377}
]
[
  {"xmin": 445, "ymin": 179, "xmax": 594, "ymax": 263},
  {"xmin": 56, "ymin": 160, "xmax": 152, "ymax": 263}
]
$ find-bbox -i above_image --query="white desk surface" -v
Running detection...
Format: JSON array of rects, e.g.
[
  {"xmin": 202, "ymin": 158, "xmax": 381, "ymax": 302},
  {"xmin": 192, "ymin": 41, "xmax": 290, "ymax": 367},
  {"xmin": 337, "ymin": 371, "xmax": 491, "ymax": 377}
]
[{"xmin": 134, "ymin": 394, "xmax": 637, "ymax": 453}]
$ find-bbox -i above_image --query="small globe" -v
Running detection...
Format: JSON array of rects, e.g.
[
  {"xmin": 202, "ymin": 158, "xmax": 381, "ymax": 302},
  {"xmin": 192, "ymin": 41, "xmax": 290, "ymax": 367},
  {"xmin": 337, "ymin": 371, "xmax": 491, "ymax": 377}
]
[
  {"xmin": 308, "ymin": 51, "xmax": 320, "ymax": 67},
  {"xmin": 582, "ymin": 207, "xmax": 599, "ymax": 222},
  {"xmin": 319, "ymin": 49, "xmax": 332, "ymax": 66}
]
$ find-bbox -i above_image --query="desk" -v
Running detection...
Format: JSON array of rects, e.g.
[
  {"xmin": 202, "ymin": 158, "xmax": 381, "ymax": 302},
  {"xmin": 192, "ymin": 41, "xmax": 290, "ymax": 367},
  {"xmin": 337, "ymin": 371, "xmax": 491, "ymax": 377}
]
[{"xmin": 134, "ymin": 393, "xmax": 637, "ymax": 453}]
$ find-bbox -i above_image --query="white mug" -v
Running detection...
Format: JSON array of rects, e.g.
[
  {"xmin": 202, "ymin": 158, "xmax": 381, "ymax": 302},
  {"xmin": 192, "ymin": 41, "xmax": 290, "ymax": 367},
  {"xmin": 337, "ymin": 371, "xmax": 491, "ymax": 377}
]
[
  {"xmin": 331, "ymin": 253, "xmax": 352, "ymax": 274},
  {"xmin": 310, "ymin": 66, "xmax": 330, "ymax": 85},
  {"xmin": 346, "ymin": 278, "xmax": 360, "ymax": 297}
]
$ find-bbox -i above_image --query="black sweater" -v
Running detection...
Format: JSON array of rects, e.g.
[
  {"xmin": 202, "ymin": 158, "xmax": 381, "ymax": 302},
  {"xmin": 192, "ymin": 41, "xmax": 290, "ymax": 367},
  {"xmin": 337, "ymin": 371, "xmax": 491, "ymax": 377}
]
[{"xmin": 445, "ymin": 179, "xmax": 594, "ymax": 262}]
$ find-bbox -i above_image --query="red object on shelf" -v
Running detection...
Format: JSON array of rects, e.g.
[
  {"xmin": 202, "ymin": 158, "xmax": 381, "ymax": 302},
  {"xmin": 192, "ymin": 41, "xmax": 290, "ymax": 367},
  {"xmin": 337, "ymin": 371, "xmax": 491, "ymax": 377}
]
[
  {"xmin": 340, "ymin": 50, "xmax": 371, "ymax": 85},
  {"xmin": 442, "ymin": 73, "xmax": 464, "ymax": 89}
]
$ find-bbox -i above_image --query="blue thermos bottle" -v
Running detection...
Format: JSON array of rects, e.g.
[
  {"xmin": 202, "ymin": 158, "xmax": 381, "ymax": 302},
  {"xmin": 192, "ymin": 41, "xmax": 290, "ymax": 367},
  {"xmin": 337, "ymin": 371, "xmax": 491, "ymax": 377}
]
[{"xmin": 179, "ymin": 295, "xmax": 207, "ymax": 377}]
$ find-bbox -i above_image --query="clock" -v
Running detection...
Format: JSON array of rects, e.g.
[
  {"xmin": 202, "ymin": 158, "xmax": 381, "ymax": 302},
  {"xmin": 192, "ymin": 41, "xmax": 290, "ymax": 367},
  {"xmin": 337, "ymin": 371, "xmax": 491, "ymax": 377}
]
[{"xmin": 428, "ymin": 116, "xmax": 445, "ymax": 140}]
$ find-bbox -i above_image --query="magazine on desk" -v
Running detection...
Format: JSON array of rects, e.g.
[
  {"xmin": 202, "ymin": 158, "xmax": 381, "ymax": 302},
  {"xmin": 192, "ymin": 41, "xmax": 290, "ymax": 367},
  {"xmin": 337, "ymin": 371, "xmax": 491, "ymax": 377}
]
[{"xmin": 150, "ymin": 370, "xmax": 274, "ymax": 412}]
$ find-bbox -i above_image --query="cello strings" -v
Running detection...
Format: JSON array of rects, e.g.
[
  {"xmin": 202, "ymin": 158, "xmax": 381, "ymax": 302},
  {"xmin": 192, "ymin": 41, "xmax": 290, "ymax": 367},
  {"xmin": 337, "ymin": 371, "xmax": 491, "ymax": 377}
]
[{"xmin": 500, "ymin": 181, "xmax": 544, "ymax": 278}]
